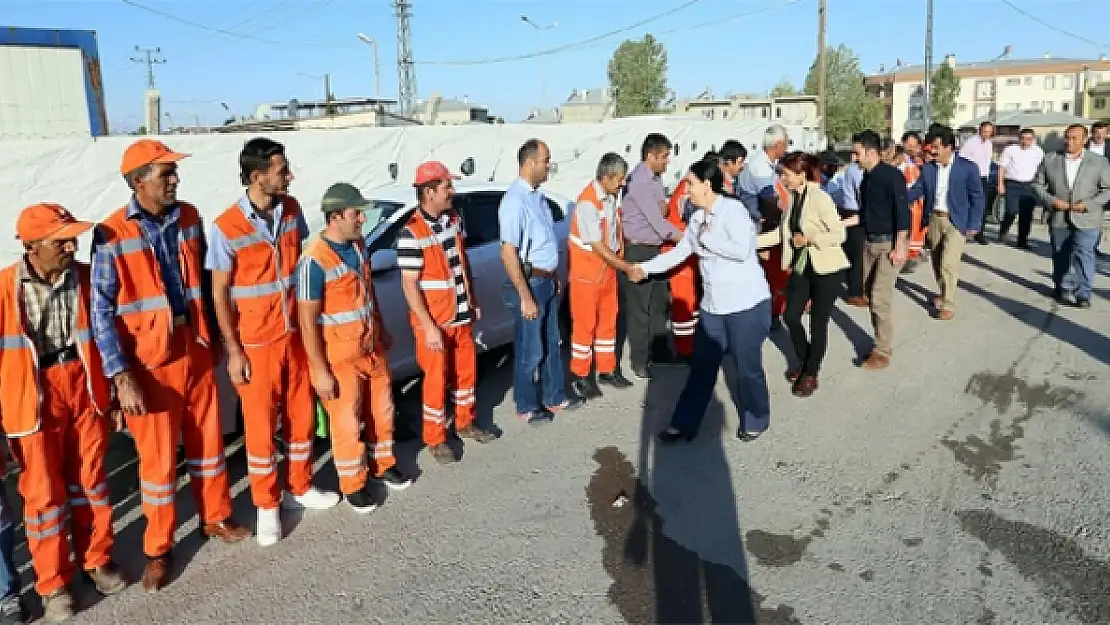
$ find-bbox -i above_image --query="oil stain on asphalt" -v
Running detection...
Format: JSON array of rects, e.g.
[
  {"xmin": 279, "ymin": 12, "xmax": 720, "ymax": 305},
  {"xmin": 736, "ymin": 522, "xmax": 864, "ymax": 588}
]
[{"xmin": 587, "ymin": 446, "xmax": 801, "ymax": 624}]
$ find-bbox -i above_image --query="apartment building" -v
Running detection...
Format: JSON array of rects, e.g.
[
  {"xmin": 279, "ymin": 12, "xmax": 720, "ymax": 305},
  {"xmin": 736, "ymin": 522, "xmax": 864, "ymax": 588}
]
[
  {"xmin": 559, "ymin": 87, "xmax": 616, "ymax": 124},
  {"xmin": 415, "ymin": 93, "xmax": 499, "ymax": 125},
  {"xmin": 674, "ymin": 93, "xmax": 820, "ymax": 128},
  {"xmin": 1087, "ymin": 81, "xmax": 1110, "ymax": 121},
  {"xmin": 864, "ymin": 54, "xmax": 1110, "ymax": 134}
]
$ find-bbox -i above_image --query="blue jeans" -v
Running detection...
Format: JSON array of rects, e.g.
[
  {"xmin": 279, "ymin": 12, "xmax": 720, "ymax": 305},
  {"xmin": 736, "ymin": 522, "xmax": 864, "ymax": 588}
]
[
  {"xmin": 0, "ymin": 487, "xmax": 18, "ymax": 607},
  {"xmin": 1050, "ymin": 227, "xmax": 1099, "ymax": 301},
  {"xmin": 502, "ymin": 277, "xmax": 566, "ymax": 414},
  {"xmin": 670, "ymin": 300, "xmax": 772, "ymax": 436}
]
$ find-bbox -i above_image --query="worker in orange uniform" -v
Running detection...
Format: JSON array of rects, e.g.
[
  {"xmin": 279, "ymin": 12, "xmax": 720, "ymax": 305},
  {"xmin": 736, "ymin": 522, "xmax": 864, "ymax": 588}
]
[
  {"xmin": 567, "ymin": 152, "xmax": 635, "ymax": 399},
  {"xmin": 899, "ymin": 131, "xmax": 927, "ymax": 272},
  {"xmin": 0, "ymin": 204, "xmax": 127, "ymax": 622},
  {"xmin": 663, "ymin": 175, "xmax": 698, "ymax": 357},
  {"xmin": 90, "ymin": 139, "xmax": 251, "ymax": 593},
  {"xmin": 208, "ymin": 138, "xmax": 341, "ymax": 548},
  {"xmin": 397, "ymin": 161, "xmax": 499, "ymax": 465},
  {"xmin": 297, "ymin": 182, "xmax": 413, "ymax": 512}
]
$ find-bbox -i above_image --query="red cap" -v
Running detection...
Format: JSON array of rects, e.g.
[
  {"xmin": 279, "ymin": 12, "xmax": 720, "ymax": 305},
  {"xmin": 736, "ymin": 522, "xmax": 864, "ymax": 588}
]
[
  {"xmin": 16, "ymin": 203, "xmax": 94, "ymax": 242},
  {"xmin": 120, "ymin": 139, "xmax": 190, "ymax": 175},
  {"xmin": 413, "ymin": 161, "xmax": 460, "ymax": 186}
]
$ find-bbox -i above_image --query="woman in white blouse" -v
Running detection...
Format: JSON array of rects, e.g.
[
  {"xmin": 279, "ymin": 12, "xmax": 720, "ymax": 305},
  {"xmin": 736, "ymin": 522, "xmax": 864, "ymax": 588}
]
[{"xmin": 629, "ymin": 158, "xmax": 772, "ymax": 443}]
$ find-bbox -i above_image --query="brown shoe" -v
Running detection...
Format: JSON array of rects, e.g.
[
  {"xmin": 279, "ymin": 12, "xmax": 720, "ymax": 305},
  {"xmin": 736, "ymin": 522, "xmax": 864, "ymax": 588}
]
[
  {"xmin": 845, "ymin": 296, "xmax": 869, "ymax": 307},
  {"xmin": 86, "ymin": 561, "xmax": 128, "ymax": 595},
  {"xmin": 429, "ymin": 443, "xmax": 458, "ymax": 464},
  {"xmin": 141, "ymin": 555, "xmax": 172, "ymax": 593},
  {"xmin": 202, "ymin": 519, "xmax": 251, "ymax": 543},
  {"xmin": 457, "ymin": 424, "xmax": 498, "ymax": 443},
  {"xmin": 860, "ymin": 351, "xmax": 891, "ymax": 370},
  {"xmin": 792, "ymin": 374, "xmax": 818, "ymax": 397},
  {"xmin": 936, "ymin": 309, "xmax": 955, "ymax": 320}
]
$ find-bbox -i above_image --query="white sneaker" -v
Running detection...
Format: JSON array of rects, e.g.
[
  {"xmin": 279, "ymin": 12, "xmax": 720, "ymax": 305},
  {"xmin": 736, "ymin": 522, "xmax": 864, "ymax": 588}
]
[
  {"xmin": 283, "ymin": 486, "xmax": 341, "ymax": 511},
  {"xmin": 256, "ymin": 507, "xmax": 281, "ymax": 547}
]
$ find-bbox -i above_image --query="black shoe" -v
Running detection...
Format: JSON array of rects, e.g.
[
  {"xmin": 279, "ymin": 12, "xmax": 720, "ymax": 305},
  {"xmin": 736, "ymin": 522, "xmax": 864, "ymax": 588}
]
[
  {"xmin": 737, "ymin": 429, "xmax": 764, "ymax": 442},
  {"xmin": 975, "ymin": 233, "xmax": 989, "ymax": 245},
  {"xmin": 345, "ymin": 488, "xmax": 381, "ymax": 514},
  {"xmin": 658, "ymin": 428, "xmax": 694, "ymax": 443},
  {"xmin": 527, "ymin": 408, "xmax": 556, "ymax": 424},
  {"xmin": 571, "ymin": 376, "xmax": 602, "ymax": 400},
  {"xmin": 0, "ymin": 599, "xmax": 23, "ymax": 625},
  {"xmin": 379, "ymin": 467, "xmax": 413, "ymax": 491},
  {"xmin": 1076, "ymin": 298, "xmax": 1092, "ymax": 309},
  {"xmin": 631, "ymin": 364, "xmax": 651, "ymax": 379},
  {"xmin": 597, "ymin": 371, "xmax": 633, "ymax": 389}
]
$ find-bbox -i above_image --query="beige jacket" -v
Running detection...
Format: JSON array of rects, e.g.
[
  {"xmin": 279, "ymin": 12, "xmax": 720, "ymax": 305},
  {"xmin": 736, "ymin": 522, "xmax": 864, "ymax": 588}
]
[{"xmin": 757, "ymin": 181, "xmax": 849, "ymax": 275}]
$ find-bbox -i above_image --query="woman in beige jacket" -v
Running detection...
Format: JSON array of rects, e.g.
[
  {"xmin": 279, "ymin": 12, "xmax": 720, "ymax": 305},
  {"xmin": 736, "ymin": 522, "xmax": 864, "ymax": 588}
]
[{"xmin": 757, "ymin": 152, "xmax": 849, "ymax": 397}]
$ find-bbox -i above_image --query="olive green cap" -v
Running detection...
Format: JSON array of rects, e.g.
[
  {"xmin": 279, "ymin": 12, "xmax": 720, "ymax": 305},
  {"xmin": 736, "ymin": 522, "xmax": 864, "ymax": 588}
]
[{"xmin": 321, "ymin": 182, "xmax": 372, "ymax": 212}]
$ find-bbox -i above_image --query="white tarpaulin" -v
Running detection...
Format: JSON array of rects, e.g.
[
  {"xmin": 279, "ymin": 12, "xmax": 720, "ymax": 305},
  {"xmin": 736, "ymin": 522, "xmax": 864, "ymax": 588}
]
[{"xmin": 0, "ymin": 118, "xmax": 821, "ymax": 262}]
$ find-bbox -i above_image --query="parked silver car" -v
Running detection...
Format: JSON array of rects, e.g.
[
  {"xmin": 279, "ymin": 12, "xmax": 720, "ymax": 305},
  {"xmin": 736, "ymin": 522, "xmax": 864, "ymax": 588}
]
[{"xmin": 361, "ymin": 180, "xmax": 572, "ymax": 380}]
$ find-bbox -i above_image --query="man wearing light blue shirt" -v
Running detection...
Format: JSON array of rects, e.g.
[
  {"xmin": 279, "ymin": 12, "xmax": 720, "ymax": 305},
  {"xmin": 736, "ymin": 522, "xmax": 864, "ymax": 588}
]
[
  {"xmin": 499, "ymin": 139, "xmax": 583, "ymax": 423},
  {"xmin": 736, "ymin": 124, "xmax": 789, "ymax": 223},
  {"xmin": 839, "ymin": 145, "xmax": 867, "ymax": 303}
]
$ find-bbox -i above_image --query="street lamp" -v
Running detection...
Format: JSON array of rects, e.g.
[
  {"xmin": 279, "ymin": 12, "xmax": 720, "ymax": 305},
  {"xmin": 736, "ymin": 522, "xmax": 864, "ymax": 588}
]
[
  {"xmin": 356, "ymin": 33, "xmax": 382, "ymax": 106},
  {"xmin": 520, "ymin": 15, "xmax": 558, "ymax": 108}
]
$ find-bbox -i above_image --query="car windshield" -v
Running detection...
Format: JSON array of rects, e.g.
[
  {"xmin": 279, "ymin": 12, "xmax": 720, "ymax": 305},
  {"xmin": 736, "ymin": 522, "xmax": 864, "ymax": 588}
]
[{"xmin": 362, "ymin": 200, "xmax": 406, "ymax": 236}]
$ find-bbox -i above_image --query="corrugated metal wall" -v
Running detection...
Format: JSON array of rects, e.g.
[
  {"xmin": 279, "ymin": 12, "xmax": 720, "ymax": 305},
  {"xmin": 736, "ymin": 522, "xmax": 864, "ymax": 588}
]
[{"xmin": 0, "ymin": 27, "xmax": 107, "ymax": 139}]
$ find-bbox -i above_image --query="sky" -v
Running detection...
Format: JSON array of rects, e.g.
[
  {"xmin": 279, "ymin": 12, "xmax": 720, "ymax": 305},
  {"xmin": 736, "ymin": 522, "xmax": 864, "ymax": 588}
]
[{"xmin": 4, "ymin": 0, "xmax": 1110, "ymax": 131}]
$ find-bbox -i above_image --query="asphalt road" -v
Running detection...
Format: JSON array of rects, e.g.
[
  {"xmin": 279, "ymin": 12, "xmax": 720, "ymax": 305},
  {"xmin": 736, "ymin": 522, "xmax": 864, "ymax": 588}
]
[{"xmin": 8, "ymin": 222, "xmax": 1110, "ymax": 624}]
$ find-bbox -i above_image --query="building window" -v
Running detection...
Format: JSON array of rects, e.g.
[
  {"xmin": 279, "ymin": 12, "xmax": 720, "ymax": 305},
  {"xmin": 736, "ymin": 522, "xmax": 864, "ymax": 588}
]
[
  {"xmin": 1024, "ymin": 77, "xmax": 1033, "ymax": 86},
  {"xmin": 1029, "ymin": 101, "xmax": 1040, "ymax": 108},
  {"xmin": 958, "ymin": 103, "xmax": 967, "ymax": 112},
  {"xmin": 975, "ymin": 104, "xmax": 992, "ymax": 118},
  {"xmin": 761, "ymin": 109, "xmax": 767, "ymax": 118},
  {"xmin": 909, "ymin": 106, "xmax": 923, "ymax": 120},
  {"xmin": 1062, "ymin": 75, "xmax": 1073, "ymax": 89},
  {"xmin": 775, "ymin": 107, "xmax": 782, "ymax": 118},
  {"xmin": 1094, "ymin": 97, "xmax": 1106, "ymax": 110},
  {"xmin": 975, "ymin": 80, "xmax": 995, "ymax": 99},
  {"xmin": 1005, "ymin": 78, "xmax": 1021, "ymax": 86},
  {"xmin": 1044, "ymin": 101, "xmax": 1054, "ymax": 111},
  {"xmin": 1005, "ymin": 103, "xmax": 1020, "ymax": 111},
  {"xmin": 722, "ymin": 110, "xmax": 729, "ymax": 119},
  {"xmin": 1062, "ymin": 101, "xmax": 1071, "ymax": 112},
  {"xmin": 1044, "ymin": 76, "xmax": 1055, "ymax": 89}
]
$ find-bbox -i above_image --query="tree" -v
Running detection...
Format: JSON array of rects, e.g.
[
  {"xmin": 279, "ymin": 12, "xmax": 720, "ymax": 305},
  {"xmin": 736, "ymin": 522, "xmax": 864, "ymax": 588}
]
[
  {"xmin": 770, "ymin": 78, "xmax": 799, "ymax": 98},
  {"xmin": 930, "ymin": 64, "xmax": 961, "ymax": 125},
  {"xmin": 607, "ymin": 34, "xmax": 668, "ymax": 117},
  {"xmin": 803, "ymin": 44, "xmax": 886, "ymax": 141}
]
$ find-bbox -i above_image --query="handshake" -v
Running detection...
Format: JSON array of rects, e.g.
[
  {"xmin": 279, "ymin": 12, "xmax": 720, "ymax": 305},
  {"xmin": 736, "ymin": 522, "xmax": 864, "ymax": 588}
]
[{"xmin": 624, "ymin": 264, "xmax": 648, "ymax": 283}]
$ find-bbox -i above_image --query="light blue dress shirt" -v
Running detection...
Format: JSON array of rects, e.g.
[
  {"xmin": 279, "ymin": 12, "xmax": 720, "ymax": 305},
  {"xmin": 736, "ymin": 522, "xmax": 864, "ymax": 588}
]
[{"xmin": 498, "ymin": 178, "xmax": 558, "ymax": 271}]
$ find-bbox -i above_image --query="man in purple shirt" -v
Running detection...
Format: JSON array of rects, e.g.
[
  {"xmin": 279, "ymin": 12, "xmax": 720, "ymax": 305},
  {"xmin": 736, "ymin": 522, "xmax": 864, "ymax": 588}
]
[
  {"xmin": 958, "ymin": 120, "xmax": 995, "ymax": 245},
  {"xmin": 620, "ymin": 133, "xmax": 680, "ymax": 378}
]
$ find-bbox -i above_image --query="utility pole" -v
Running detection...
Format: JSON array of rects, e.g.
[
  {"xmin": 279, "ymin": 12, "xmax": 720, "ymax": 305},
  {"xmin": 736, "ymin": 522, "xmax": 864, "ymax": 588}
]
[
  {"xmin": 394, "ymin": 0, "xmax": 417, "ymax": 118},
  {"xmin": 923, "ymin": 0, "xmax": 934, "ymax": 128},
  {"xmin": 817, "ymin": 0, "xmax": 826, "ymax": 142},
  {"xmin": 324, "ymin": 73, "xmax": 335, "ymax": 115},
  {"xmin": 130, "ymin": 45, "xmax": 165, "ymax": 89}
]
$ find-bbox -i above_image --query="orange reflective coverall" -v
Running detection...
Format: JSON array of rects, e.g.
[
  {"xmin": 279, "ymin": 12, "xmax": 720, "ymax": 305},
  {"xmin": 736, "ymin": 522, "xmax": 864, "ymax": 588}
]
[
  {"xmin": 300, "ymin": 238, "xmax": 395, "ymax": 494},
  {"xmin": 663, "ymin": 179, "xmax": 698, "ymax": 356},
  {"xmin": 900, "ymin": 159, "xmax": 927, "ymax": 260},
  {"xmin": 401, "ymin": 209, "xmax": 478, "ymax": 447},
  {"xmin": 96, "ymin": 202, "xmax": 233, "ymax": 558},
  {"xmin": 213, "ymin": 196, "xmax": 314, "ymax": 510},
  {"xmin": 0, "ymin": 262, "xmax": 113, "ymax": 597},
  {"xmin": 760, "ymin": 181, "xmax": 791, "ymax": 317},
  {"xmin": 568, "ymin": 181, "xmax": 622, "ymax": 376}
]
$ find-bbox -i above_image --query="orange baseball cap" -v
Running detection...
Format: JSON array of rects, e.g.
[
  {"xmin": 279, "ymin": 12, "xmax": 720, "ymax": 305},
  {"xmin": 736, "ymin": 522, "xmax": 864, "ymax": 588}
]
[
  {"xmin": 120, "ymin": 139, "xmax": 190, "ymax": 175},
  {"xmin": 16, "ymin": 203, "xmax": 94, "ymax": 242},
  {"xmin": 413, "ymin": 161, "xmax": 460, "ymax": 186}
]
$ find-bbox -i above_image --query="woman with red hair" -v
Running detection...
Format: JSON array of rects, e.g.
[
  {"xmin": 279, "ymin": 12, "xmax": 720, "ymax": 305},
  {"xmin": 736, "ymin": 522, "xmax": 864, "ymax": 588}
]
[{"xmin": 758, "ymin": 152, "xmax": 850, "ymax": 397}]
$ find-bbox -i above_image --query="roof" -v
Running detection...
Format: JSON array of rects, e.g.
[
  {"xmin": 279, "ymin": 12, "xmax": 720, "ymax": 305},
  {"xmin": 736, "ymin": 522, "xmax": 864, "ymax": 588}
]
[
  {"xmin": 523, "ymin": 108, "xmax": 561, "ymax": 124},
  {"xmin": 959, "ymin": 110, "xmax": 1094, "ymax": 130},
  {"xmin": 868, "ymin": 57, "xmax": 1110, "ymax": 82},
  {"xmin": 564, "ymin": 88, "xmax": 612, "ymax": 106}
]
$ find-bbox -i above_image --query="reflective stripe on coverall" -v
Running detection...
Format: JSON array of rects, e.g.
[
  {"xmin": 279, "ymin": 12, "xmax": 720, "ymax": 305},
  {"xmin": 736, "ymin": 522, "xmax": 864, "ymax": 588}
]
[{"xmin": 899, "ymin": 159, "xmax": 927, "ymax": 260}]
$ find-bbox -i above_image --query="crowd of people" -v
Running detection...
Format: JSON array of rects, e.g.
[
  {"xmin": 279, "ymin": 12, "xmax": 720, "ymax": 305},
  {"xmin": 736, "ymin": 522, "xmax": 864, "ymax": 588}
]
[{"xmin": 0, "ymin": 117, "xmax": 1106, "ymax": 623}]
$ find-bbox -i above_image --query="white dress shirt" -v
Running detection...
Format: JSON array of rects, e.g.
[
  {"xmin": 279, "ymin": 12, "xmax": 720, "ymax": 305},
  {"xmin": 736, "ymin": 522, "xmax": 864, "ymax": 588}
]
[
  {"xmin": 640, "ymin": 194, "xmax": 769, "ymax": 315},
  {"xmin": 934, "ymin": 159, "xmax": 953, "ymax": 213},
  {"xmin": 1089, "ymin": 142, "xmax": 1106, "ymax": 157},
  {"xmin": 1065, "ymin": 154, "xmax": 1083, "ymax": 189},
  {"xmin": 998, "ymin": 144, "xmax": 1045, "ymax": 183}
]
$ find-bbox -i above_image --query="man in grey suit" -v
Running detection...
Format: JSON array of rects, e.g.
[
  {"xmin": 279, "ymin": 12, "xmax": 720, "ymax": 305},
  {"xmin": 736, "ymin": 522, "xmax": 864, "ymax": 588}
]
[{"xmin": 1033, "ymin": 123, "xmax": 1110, "ymax": 308}]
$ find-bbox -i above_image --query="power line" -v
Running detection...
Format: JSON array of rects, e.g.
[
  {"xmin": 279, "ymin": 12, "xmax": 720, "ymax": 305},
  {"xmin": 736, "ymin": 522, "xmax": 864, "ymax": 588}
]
[
  {"xmin": 119, "ymin": 0, "xmax": 350, "ymax": 48},
  {"xmin": 998, "ymin": 0, "xmax": 1108, "ymax": 49},
  {"xmin": 414, "ymin": 0, "xmax": 705, "ymax": 66},
  {"xmin": 129, "ymin": 45, "xmax": 165, "ymax": 89}
]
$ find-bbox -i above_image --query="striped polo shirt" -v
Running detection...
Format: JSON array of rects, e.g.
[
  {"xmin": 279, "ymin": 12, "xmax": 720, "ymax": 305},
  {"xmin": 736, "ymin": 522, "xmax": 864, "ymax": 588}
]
[{"xmin": 395, "ymin": 208, "xmax": 471, "ymax": 325}]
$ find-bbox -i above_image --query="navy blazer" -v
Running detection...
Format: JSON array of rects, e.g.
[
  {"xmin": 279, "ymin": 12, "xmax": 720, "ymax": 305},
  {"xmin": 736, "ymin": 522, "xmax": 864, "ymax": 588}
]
[{"xmin": 907, "ymin": 155, "xmax": 985, "ymax": 233}]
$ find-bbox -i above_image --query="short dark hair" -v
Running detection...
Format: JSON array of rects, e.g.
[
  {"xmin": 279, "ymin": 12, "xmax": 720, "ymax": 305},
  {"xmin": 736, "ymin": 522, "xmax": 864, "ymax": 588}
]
[
  {"xmin": 901, "ymin": 131, "xmax": 922, "ymax": 144},
  {"xmin": 780, "ymin": 151, "xmax": 823, "ymax": 183},
  {"xmin": 240, "ymin": 137, "xmax": 285, "ymax": 186},
  {"xmin": 414, "ymin": 179, "xmax": 444, "ymax": 203},
  {"xmin": 517, "ymin": 138, "xmax": 545, "ymax": 167},
  {"xmin": 979, "ymin": 121, "xmax": 994, "ymax": 131},
  {"xmin": 1066, "ymin": 123, "xmax": 1089, "ymax": 137},
  {"xmin": 929, "ymin": 124, "xmax": 956, "ymax": 148},
  {"xmin": 855, "ymin": 130, "xmax": 882, "ymax": 151},
  {"xmin": 1019, "ymin": 128, "xmax": 1036, "ymax": 137},
  {"xmin": 1094, "ymin": 121, "xmax": 1108, "ymax": 131},
  {"xmin": 641, "ymin": 133, "xmax": 671, "ymax": 161},
  {"xmin": 688, "ymin": 156, "xmax": 726, "ymax": 195},
  {"xmin": 718, "ymin": 139, "xmax": 747, "ymax": 163}
]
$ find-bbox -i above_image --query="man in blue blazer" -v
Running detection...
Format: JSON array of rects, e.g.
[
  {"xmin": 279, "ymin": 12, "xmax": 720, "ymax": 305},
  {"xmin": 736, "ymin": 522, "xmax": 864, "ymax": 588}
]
[{"xmin": 907, "ymin": 124, "xmax": 985, "ymax": 320}]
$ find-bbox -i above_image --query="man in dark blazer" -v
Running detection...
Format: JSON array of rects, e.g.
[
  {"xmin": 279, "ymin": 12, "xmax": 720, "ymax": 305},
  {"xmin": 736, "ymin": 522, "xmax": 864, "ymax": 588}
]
[
  {"xmin": 907, "ymin": 124, "xmax": 985, "ymax": 320},
  {"xmin": 1086, "ymin": 121, "xmax": 1109, "ymax": 258}
]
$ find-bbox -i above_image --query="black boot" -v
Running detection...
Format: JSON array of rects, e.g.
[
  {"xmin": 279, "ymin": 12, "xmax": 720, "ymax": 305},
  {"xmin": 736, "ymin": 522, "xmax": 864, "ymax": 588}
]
[
  {"xmin": 597, "ymin": 370, "xmax": 633, "ymax": 389},
  {"xmin": 571, "ymin": 375, "xmax": 602, "ymax": 399}
]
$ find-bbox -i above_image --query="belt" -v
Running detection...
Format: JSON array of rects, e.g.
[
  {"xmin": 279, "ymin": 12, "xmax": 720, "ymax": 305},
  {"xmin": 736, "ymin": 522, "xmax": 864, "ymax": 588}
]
[
  {"xmin": 865, "ymin": 233, "xmax": 893, "ymax": 243},
  {"xmin": 623, "ymin": 239, "xmax": 661, "ymax": 248},
  {"xmin": 933, "ymin": 211, "xmax": 949, "ymax": 219},
  {"xmin": 1005, "ymin": 179, "xmax": 1033, "ymax": 185},
  {"xmin": 39, "ymin": 345, "xmax": 79, "ymax": 369},
  {"xmin": 173, "ymin": 314, "xmax": 188, "ymax": 328},
  {"xmin": 529, "ymin": 267, "xmax": 557, "ymax": 279}
]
